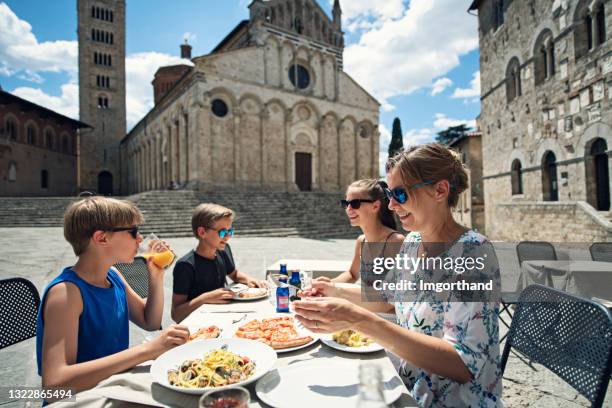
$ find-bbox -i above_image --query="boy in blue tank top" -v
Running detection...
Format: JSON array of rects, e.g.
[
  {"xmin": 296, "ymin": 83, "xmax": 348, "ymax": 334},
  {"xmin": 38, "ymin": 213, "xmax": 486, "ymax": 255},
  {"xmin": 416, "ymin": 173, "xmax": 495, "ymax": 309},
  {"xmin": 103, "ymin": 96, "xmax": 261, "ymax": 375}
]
[{"xmin": 36, "ymin": 196, "xmax": 190, "ymax": 395}]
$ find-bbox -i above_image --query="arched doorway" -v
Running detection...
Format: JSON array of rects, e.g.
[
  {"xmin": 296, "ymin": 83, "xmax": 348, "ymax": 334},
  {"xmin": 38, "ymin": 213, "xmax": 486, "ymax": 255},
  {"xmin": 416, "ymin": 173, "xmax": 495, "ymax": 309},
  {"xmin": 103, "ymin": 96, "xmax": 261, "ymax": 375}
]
[
  {"xmin": 295, "ymin": 152, "xmax": 312, "ymax": 191},
  {"xmin": 542, "ymin": 151, "xmax": 558, "ymax": 201},
  {"xmin": 98, "ymin": 171, "xmax": 113, "ymax": 196},
  {"xmin": 588, "ymin": 138, "xmax": 610, "ymax": 210}
]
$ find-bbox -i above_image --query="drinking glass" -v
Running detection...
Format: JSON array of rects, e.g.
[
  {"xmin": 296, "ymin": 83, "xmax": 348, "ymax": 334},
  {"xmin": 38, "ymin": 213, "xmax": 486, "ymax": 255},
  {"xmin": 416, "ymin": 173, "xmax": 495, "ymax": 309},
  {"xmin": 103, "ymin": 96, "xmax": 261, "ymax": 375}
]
[
  {"xmin": 139, "ymin": 233, "xmax": 175, "ymax": 269},
  {"xmin": 199, "ymin": 386, "xmax": 249, "ymax": 408}
]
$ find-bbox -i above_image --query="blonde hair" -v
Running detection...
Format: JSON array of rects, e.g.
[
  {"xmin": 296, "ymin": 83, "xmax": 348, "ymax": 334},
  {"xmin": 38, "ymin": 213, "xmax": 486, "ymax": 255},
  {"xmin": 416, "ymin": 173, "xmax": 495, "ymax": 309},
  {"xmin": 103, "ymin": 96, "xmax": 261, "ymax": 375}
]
[
  {"xmin": 386, "ymin": 142, "xmax": 468, "ymax": 208},
  {"xmin": 191, "ymin": 203, "xmax": 235, "ymax": 237},
  {"xmin": 63, "ymin": 196, "xmax": 144, "ymax": 255}
]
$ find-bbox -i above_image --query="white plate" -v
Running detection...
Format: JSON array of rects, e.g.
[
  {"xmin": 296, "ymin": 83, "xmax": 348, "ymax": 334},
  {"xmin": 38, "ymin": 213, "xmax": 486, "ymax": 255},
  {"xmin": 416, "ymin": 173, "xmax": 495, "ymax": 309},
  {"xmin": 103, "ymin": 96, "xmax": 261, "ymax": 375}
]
[
  {"xmin": 256, "ymin": 360, "xmax": 403, "ymax": 408},
  {"xmin": 321, "ymin": 335, "xmax": 384, "ymax": 353},
  {"xmin": 150, "ymin": 338, "xmax": 277, "ymax": 395},
  {"xmin": 232, "ymin": 287, "xmax": 269, "ymax": 301},
  {"xmin": 233, "ymin": 315, "xmax": 319, "ymax": 354}
]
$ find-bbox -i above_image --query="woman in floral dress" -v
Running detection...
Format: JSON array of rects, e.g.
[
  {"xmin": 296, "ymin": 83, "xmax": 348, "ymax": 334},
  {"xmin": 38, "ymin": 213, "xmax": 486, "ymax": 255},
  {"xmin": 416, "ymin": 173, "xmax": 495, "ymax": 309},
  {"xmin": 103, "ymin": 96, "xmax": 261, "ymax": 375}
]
[{"xmin": 294, "ymin": 143, "xmax": 502, "ymax": 407}]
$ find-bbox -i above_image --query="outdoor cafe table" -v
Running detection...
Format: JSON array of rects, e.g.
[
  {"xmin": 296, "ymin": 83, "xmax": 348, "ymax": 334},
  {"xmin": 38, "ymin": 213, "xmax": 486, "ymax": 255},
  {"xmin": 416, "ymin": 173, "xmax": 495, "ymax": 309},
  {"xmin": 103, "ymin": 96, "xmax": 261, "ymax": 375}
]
[
  {"xmin": 49, "ymin": 297, "xmax": 417, "ymax": 407},
  {"xmin": 517, "ymin": 260, "xmax": 612, "ymax": 301},
  {"xmin": 266, "ymin": 259, "xmax": 351, "ymax": 280}
]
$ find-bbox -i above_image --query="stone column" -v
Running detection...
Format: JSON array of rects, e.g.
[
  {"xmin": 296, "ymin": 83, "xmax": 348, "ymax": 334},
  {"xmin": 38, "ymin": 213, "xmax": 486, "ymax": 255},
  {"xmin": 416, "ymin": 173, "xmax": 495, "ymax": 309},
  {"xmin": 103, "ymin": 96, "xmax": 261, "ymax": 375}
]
[
  {"xmin": 233, "ymin": 108, "xmax": 242, "ymax": 183},
  {"xmin": 285, "ymin": 114, "xmax": 293, "ymax": 190},
  {"xmin": 178, "ymin": 114, "xmax": 187, "ymax": 184},
  {"xmin": 174, "ymin": 120, "xmax": 180, "ymax": 184},
  {"xmin": 199, "ymin": 99, "xmax": 213, "ymax": 183}
]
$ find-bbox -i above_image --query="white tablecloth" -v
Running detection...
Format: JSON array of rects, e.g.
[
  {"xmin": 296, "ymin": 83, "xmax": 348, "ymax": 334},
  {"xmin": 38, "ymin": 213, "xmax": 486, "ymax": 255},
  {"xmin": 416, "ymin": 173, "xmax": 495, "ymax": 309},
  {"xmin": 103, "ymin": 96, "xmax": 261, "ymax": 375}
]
[{"xmin": 49, "ymin": 298, "xmax": 417, "ymax": 407}]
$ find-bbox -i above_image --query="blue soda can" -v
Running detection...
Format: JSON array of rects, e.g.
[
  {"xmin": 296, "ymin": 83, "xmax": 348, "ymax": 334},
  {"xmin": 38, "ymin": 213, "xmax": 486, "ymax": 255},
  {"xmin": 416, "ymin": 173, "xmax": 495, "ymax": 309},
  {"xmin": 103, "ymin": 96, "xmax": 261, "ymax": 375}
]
[{"xmin": 276, "ymin": 284, "xmax": 290, "ymax": 312}]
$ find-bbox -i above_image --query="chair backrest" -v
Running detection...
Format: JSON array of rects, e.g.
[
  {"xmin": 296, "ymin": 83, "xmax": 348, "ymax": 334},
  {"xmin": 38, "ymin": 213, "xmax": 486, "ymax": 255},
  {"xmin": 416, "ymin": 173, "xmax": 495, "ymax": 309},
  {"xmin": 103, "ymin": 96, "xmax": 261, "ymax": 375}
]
[
  {"xmin": 500, "ymin": 284, "xmax": 612, "ymax": 408},
  {"xmin": 0, "ymin": 277, "xmax": 41, "ymax": 349},
  {"xmin": 516, "ymin": 241, "xmax": 557, "ymax": 266},
  {"xmin": 590, "ymin": 242, "xmax": 612, "ymax": 263},
  {"xmin": 114, "ymin": 257, "xmax": 149, "ymax": 298}
]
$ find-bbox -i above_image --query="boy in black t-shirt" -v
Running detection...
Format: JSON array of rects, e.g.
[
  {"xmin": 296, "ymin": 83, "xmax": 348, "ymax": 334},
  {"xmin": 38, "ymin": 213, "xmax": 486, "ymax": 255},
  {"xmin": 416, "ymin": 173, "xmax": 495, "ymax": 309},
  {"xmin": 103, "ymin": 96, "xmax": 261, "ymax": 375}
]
[{"xmin": 171, "ymin": 203, "xmax": 265, "ymax": 322}]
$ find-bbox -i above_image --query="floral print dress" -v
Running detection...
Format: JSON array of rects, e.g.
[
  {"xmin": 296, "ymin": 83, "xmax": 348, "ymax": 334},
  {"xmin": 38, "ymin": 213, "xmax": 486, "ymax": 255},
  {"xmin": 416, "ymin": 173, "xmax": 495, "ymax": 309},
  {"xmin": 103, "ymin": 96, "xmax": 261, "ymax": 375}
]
[{"xmin": 390, "ymin": 230, "xmax": 503, "ymax": 407}]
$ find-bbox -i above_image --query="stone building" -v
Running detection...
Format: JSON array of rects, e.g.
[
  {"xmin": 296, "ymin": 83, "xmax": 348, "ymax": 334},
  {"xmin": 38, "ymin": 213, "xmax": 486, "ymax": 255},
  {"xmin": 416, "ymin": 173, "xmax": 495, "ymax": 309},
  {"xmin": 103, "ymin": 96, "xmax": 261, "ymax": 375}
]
[
  {"xmin": 77, "ymin": 0, "xmax": 126, "ymax": 195},
  {"xmin": 0, "ymin": 89, "xmax": 90, "ymax": 196},
  {"xmin": 448, "ymin": 130, "xmax": 485, "ymax": 233},
  {"xmin": 121, "ymin": 0, "xmax": 380, "ymax": 194},
  {"xmin": 469, "ymin": 0, "xmax": 612, "ymax": 241}
]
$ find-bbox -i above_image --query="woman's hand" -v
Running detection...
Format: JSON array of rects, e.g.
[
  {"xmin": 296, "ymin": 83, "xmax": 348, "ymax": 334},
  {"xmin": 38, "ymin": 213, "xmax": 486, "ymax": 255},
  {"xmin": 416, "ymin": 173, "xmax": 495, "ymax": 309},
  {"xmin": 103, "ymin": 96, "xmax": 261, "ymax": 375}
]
[
  {"xmin": 146, "ymin": 324, "xmax": 190, "ymax": 359},
  {"xmin": 314, "ymin": 276, "xmax": 332, "ymax": 283},
  {"xmin": 292, "ymin": 297, "xmax": 367, "ymax": 333},
  {"xmin": 301, "ymin": 280, "xmax": 339, "ymax": 298},
  {"xmin": 244, "ymin": 278, "xmax": 266, "ymax": 288}
]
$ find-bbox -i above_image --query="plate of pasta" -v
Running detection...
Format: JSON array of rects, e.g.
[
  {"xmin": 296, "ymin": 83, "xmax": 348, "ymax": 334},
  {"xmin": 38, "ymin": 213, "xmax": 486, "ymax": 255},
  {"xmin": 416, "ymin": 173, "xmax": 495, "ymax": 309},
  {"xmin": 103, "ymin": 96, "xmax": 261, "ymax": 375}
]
[
  {"xmin": 321, "ymin": 329, "xmax": 384, "ymax": 353},
  {"xmin": 150, "ymin": 338, "xmax": 277, "ymax": 394}
]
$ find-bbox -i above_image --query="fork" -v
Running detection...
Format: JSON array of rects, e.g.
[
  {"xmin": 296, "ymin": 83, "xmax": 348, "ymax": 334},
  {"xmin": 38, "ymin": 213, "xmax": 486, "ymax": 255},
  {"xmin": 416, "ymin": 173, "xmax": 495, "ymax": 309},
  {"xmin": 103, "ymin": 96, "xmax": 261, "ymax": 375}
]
[{"xmin": 232, "ymin": 313, "xmax": 248, "ymax": 324}]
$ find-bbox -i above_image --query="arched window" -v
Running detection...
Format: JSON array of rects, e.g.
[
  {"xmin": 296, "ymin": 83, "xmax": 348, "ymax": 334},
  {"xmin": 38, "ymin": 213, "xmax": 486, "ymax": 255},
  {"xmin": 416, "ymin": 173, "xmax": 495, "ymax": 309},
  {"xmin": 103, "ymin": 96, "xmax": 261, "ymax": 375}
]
[
  {"xmin": 5, "ymin": 117, "xmax": 17, "ymax": 140},
  {"xmin": 211, "ymin": 99, "xmax": 229, "ymax": 117},
  {"xmin": 506, "ymin": 57, "xmax": 521, "ymax": 103},
  {"xmin": 61, "ymin": 134, "xmax": 69, "ymax": 153},
  {"xmin": 110, "ymin": 11, "xmax": 114, "ymax": 22},
  {"xmin": 575, "ymin": 1, "xmax": 594, "ymax": 59},
  {"xmin": 45, "ymin": 129, "xmax": 54, "ymax": 148},
  {"xmin": 289, "ymin": 64, "xmax": 310, "ymax": 89},
  {"xmin": 91, "ymin": 6, "xmax": 95, "ymax": 18},
  {"xmin": 596, "ymin": 3, "xmax": 606, "ymax": 45},
  {"xmin": 493, "ymin": 0, "xmax": 505, "ymax": 30},
  {"xmin": 511, "ymin": 159, "xmax": 523, "ymax": 195},
  {"xmin": 534, "ymin": 30, "xmax": 555, "ymax": 86},
  {"xmin": 110, "ymin": 33, "xmax": 114, "ymax": 44},
  {"xmin": 26, "ymin": 124, "xmax": 37, "ymax": 144},
  {"xmin": 542, "ymin": 151, "xmax": 559, "ymax": 201}
]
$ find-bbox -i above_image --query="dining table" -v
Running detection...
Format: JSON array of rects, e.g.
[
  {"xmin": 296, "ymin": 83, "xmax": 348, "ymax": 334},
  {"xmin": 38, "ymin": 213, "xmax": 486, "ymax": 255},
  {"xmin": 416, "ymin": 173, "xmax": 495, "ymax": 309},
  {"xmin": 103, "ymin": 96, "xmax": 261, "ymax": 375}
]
[{"xmin": 48, "ymin": 294, "xmax": 417, "ymax": 407}]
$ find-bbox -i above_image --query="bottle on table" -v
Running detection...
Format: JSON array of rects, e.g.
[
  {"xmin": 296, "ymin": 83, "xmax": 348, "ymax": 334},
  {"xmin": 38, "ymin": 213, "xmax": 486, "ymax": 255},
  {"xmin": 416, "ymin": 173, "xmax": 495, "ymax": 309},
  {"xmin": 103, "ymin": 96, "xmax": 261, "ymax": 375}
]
[
  {"xmin": 276, "ymin": 283, "xmax": 290, "ymax": 313},
  {"xmin": 289, "ymin": 270, "xmax": 301, "ymax": 301},
  {"xmin": 279, "ymin": 263, "xmax": 288, "ymax": 283},
  {"xmin": 356, "ymin": 363, "xmax": 389, "ymax": 408}
]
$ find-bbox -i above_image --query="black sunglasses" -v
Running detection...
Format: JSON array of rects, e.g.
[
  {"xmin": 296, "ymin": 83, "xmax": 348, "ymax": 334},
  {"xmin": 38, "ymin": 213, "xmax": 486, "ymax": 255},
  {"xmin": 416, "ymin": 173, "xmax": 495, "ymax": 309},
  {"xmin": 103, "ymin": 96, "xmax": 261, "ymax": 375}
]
[
  {"xmin": 340, "ymin": 199, "xmax": 375, "ymax": 209},
  {"xmin": 107, "ymin": 226, "xmax": 140, "ymax": 239},
  {"xmin": 384, "ymin": 181, "xmax": 433, "ymax": 204}
]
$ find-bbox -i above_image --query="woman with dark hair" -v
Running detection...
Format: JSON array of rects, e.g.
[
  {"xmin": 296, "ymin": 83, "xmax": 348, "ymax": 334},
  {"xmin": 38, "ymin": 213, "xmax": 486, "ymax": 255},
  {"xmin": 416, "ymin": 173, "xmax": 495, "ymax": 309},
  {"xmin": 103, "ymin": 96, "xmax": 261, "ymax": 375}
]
[
  {"xmin": 294, "ymin": 144, "xmax": 502, "ymax": 407},
  {"xmin": 318, "ymin": 178, "xmax": 404, "ymax": 284}
]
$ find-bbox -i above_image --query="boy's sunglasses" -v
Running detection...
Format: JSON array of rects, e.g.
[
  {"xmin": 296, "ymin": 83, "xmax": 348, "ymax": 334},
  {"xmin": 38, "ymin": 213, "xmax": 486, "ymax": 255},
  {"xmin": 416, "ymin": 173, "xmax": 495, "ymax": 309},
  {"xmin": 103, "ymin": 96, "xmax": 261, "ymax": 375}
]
[
  {"xmin": 107, "ymin": 226, "xmax": 140, "ymax": 239},
  {"xmin": 340, "ymin": 199, "xmax": 375, "ymax": 209},
  {"xmin": 384, "ymin": 181, "xmax": 434, "ymax": 204},
  {"xmin": 208, "ymin": 227, "xmax": 235, "ymax": 238}
]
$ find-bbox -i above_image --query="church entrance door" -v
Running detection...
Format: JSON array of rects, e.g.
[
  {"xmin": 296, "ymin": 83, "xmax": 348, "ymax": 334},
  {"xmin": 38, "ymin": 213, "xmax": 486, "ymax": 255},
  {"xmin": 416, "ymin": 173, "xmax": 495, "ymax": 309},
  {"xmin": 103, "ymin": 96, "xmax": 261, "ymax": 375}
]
[
  {"xmin": 295, "ymin": 152, "xmax": 312, "ymax": 191},
  {"xmin": 591, "ymin": 138, "xmax": 610, "ymax": 211},
  {"xmin": 98, "ymin": 171, "xmax": 113, "ymax": 196}
]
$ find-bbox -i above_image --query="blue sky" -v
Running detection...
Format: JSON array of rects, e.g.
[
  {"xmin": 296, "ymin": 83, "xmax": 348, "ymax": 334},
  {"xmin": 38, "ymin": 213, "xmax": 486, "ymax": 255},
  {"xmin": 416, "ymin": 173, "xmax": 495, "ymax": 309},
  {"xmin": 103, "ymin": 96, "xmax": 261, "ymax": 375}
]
[{"xmin": 0, "ymin": 0, "xmax": 481, "ymax": 174}]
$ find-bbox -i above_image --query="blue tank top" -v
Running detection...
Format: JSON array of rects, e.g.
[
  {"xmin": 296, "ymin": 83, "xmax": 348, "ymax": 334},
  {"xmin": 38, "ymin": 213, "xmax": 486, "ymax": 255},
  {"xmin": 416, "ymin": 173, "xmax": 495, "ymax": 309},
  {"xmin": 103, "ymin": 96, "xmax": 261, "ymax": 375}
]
[{"xmin": 36, "ymin": 267, "xmax": 129, "ymax": 376}]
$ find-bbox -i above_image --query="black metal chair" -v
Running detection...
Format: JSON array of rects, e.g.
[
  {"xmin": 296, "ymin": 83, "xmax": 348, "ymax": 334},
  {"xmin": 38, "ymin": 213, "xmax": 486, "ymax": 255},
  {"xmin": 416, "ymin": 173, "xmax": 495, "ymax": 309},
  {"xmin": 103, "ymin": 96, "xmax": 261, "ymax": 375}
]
[
  {"xmin": 114, "ymin": 256, "xmax": 149, "ymax": 298},
  {"xmin": 0, "ymin": 277, "xmax": 40, "ymax": 349},
  {"xmin": 501, "ymin": 284, "xmax": 612, "ymax": 408},
  {"xmin": 499, "ymin": 241, "xmax": 560, "ymax": 343},
  {"xmin": 590, "ymin": 243, "xmax": 612, "ymax": 263},
  {"xmin": 516, "ymin": 241, "xmax": 558, "ymax": 266}
]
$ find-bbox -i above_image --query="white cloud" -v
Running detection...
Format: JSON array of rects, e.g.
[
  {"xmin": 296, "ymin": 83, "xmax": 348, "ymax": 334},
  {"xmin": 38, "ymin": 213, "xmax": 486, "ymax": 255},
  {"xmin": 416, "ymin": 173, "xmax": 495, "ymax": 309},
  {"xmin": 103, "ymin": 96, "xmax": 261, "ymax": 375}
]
[
  {"xmin": 433, "ymin": 113, "xmax": 476, "ymax": 130},
  {"xmin": 451, "ymin": 70, "xmax": 480, "ymax": 99},
  {"xmin": 404, "ymin": 127, "xmax": 435, "ymax": 146},
  {"xmin": 12, "ymin": 82, "xmax": 79, "ymax": 119},
  {"xmin": 430, "ymin": 77, "xmax": 452, "ymax": 96},
  {"xmin": 0, "ymin": 2, "xmax": 77, "ymax": 79},
  {"xmin": 182, "ymin": 32, "xmax": 197, "ymax": 43},
  {"xmin": 343, "ymin": 0, "xmax": 478, "ymax": 107},
  {"xmin": 378, "ymin": 123, "xmax": 392, "ymax": 176},
  {"xmin": 125, "ymin": 52, "xmax": 193, "ymax": 130}
]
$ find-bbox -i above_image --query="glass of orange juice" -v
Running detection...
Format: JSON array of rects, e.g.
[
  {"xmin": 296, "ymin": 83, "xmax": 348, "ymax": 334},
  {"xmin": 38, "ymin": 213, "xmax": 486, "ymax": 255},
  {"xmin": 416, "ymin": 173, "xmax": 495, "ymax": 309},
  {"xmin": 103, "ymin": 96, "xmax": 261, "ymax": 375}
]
[{"xmin": 139, "ymin": 233, "xmax": 175, "ymax": 269}]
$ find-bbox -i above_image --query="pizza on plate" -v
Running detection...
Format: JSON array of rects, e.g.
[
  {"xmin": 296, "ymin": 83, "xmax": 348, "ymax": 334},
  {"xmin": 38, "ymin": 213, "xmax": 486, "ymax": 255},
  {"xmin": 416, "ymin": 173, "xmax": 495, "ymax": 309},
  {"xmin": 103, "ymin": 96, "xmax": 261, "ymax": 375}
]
[
  {"xmin": 188, "ymin": 325, "xmax": 221, "ymax": 342},
  {"xmin": 234, "ymin": 316, "xmax": 313, "ymax": 349},
  {"xmin": 237, "ymin": 287, "xmax": 268, "ymax": 299}
]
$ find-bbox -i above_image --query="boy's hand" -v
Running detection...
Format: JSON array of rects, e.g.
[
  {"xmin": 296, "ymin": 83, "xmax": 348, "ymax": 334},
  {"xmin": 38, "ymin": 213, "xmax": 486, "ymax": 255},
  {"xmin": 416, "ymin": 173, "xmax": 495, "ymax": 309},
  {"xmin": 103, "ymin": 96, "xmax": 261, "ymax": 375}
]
[
  {"xmin": 245, "ymin": 278, "xmax": 266, "ymax": 288},
  {"xmin": 145, "ymin": 255, "xmax": 165, "ymax": 278},
  {"xmin": 147, "ymin": 324, "xmax": 190, "ymax": 358},
  {"xmin": 203, "ymin": 288, "xmax": 234, "ymax": 304}
]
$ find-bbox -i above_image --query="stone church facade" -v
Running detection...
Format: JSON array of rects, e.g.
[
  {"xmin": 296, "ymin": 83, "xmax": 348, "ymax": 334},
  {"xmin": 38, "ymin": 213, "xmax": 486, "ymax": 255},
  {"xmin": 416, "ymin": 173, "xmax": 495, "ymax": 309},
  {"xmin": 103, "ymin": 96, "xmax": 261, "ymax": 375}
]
[
  {"xmin": 470, "ymin": 0, "xmax": 612, "ymax": 241},
  {"xmin": 121, "ymin": 0, "xmax": 380, "ymax": 194}
]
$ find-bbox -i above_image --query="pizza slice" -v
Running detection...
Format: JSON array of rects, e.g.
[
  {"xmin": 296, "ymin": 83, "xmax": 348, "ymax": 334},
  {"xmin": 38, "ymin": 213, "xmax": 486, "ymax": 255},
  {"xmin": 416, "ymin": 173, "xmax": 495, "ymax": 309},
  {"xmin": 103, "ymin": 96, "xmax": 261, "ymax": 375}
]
[{"xmin": 189, "ymin": 325, "xmax": 221, "ymax": 341}]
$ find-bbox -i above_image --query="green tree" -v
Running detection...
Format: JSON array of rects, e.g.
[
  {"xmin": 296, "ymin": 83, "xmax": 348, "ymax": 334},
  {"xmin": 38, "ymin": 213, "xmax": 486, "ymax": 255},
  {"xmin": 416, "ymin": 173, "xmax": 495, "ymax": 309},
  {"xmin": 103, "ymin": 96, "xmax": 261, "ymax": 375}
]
[
  {"xmin": 436, "ymin": 124, "xmax": 472, "ymax": 145},
  {"xmin": 388, "ymin": 117, "xmax": 404, "ymax": 158}
]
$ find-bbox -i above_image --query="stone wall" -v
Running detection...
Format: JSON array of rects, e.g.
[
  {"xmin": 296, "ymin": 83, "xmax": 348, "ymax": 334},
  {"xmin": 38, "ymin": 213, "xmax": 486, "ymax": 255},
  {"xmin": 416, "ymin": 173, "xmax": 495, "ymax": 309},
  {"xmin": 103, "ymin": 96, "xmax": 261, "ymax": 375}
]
[
  {"xmin": 475, "ymin": 0, "xmax": 612, "ymax": 241},
  {"xmin": 495, "ymin": 201, "xmax": 612, "ymax": 242}
]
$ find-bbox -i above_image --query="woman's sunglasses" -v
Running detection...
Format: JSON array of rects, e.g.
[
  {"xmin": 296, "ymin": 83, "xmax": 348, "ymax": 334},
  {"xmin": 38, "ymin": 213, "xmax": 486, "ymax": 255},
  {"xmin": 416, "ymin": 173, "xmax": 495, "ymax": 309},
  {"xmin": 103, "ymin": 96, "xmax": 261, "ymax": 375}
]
[
  {"xmin": 107, "ymin": 226, "xmax": 140, "ymax": 239},
  {"xmin": 384, "ymin": 181, "xmax": 433, "ymax": 204},
  {"xmin": 340, "ymin": 199, "xmax": 375, "ymax": 209},
  {"xmin": 208, "ymin": 227, "xmax": 235, "ymax": 238}
]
